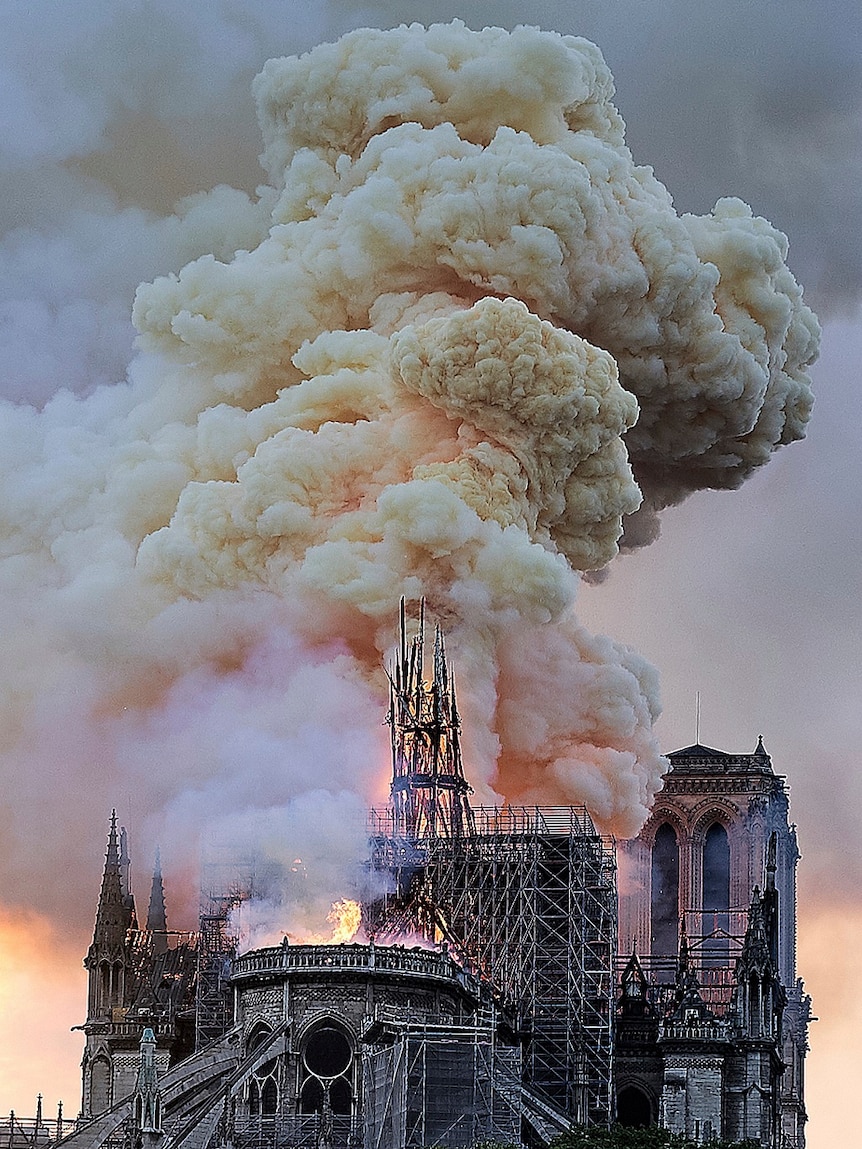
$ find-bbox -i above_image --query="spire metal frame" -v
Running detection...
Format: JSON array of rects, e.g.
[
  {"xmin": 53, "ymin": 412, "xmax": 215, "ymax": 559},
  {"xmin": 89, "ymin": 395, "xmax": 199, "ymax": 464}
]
[{"xmin": 387, "ymin": 599, "xmax": 475, "ymax": 841}]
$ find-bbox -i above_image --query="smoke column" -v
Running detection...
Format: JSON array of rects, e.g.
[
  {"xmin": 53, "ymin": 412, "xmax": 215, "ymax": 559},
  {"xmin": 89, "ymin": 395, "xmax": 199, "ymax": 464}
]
[{"xmin": 0, "ymin": 23, "xmax": 817, "ymax": 961}]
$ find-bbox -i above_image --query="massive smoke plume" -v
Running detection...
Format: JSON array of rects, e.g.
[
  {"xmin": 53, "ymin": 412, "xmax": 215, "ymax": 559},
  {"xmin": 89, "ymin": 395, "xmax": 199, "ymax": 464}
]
[{"xmin": 0, "ymin": 22, "xmax": 817, "ymax": 945}]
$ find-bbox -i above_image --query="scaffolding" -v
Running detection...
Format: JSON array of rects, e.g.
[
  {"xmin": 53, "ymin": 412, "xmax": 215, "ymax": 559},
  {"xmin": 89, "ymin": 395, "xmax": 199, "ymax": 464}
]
[
  {"xmin": 366, "ymin": 606, "xmax": 617, "ymax": 1126},
  {"xmin": 195, "ymin": 909, "xmax": 237, "ymax": 1051},
  {"xmin": 195, "ymin": 840, "xmax": 258, "ymax": 1051},
  {"xmin": 367, "ymin": 806, "xmax": 616, "ymax": 1126},
  {"xmin": 195, "ymin": 829, "xmax": 296, "ymax": 1050},
  {"xmin": 363, "ymin": 1019, "xmax": 521, "ymax": 1149}
]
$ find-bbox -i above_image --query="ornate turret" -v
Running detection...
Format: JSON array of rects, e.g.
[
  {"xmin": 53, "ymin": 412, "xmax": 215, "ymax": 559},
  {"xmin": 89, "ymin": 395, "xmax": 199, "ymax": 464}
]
[
  {"xmin": 89, "ymin": 813, "xmax": 134, "ymax": 955},
  {"xmin": 80, "ymin": 816, "xmax": 198, "ymax": 1120},
  {"xmin": 735, "ymin": 880, "xmax": 785, "ymax": 1041},
  {"xmin": 132, "ymin": 1028, "xmax": 163, "ymax": 1137},
  {"xmin": 619, "ymin": 947, "xmax": 652, "ymax": 1019}
]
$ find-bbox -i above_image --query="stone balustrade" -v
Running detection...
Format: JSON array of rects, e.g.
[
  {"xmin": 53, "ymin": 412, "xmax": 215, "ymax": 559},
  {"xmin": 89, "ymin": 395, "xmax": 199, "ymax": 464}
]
[{"xmin": 231, "ymin": 942, "xmax": 478, "ymax": 991}]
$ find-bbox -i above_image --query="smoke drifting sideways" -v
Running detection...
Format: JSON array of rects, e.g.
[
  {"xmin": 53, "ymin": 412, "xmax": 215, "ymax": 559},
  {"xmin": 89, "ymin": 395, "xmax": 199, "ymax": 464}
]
[{"xmin": 0, "ymin": 22, "xmax": 818, "ymax": 940}]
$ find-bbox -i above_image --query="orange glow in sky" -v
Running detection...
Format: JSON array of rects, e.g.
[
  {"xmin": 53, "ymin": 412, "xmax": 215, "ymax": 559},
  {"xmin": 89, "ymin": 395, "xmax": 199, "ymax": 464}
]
[
  {"xmin": 0, "ymin": 909, "xmax": 85, "ymax": 1116},
  {"xmin": 797, "ymin": 901, "xmax": 862, "ymax": 1149}
]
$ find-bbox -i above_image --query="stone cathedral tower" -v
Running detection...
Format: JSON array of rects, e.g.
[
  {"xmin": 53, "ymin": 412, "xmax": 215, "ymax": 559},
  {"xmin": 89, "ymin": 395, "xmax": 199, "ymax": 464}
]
[
  {"xmin": 616, "ymin": 739, "xmax": 811, "ymax": 1148},
  {"xmin": 80, "ymin": 814, "xmax": 197, "ymax": 1118}
]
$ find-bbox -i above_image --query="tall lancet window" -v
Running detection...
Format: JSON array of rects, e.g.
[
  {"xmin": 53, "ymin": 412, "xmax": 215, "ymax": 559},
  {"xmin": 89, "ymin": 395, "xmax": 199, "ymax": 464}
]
[
  {"xmin": 702, "ymin": 822, "xmax": 730, "ymax": 963},
  {"xmin": 651, "ymin": 823, "xmax": 679, "ymax": 958}
]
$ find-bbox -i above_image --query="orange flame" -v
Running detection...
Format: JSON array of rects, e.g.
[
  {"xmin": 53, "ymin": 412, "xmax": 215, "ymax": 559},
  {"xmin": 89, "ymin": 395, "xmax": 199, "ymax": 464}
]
[{"xmin": 327, "ymin": 897, "xmax": 362, "ymax": 944}]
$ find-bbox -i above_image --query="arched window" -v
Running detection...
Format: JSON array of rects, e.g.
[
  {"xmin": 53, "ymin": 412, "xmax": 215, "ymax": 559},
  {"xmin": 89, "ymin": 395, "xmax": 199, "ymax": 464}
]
[
  {"xmin": 329, "ymin": 1076, "xmax": 352, "ymax": 1116},
  {"xmin": 112, "ymin": 962, "xmax": 124, "ymax": 1005},
  {"xmin": 703, "ymin": 823, "xmax": 730, "ymax": 910},
  {"xmin": 749, "ymin": 974, "xmax": 762, "ymax": 1038},
  {"xmin": 651, "ymin": 823, "xmax": 679, "ymax": 958},
  {"xmin": 617, "ymin": 1084, "xmax": 652, "ymax": 1127},
  {"xmin": 300, "ymin": 1077, "xmax": 325, "ymax": 1114},
  {"xmin": 703, "ymin": 822, "xmax": 730, "ymax": 965},
  {"xmin": 99, "ymin": 962, "xmax": 111, "ymax": 1011},
  {"xmin": 248, "ymin": 1080, "xmax": 260, "ymax": 1116},
  {"xmin": 90, "ymin": 1057, "xmax": 112, "ymax": 1115},
  {"xmin": 300, "ymin": 1022, "xmax": 355, "ymax": 1119},
  {"xmin": 246, "ymin": 1025, "xmax": 279, "ymax": 1119},
  {"xmin": 261, "ymin": 1077, "xmax": 278, "ymax": 1116}
]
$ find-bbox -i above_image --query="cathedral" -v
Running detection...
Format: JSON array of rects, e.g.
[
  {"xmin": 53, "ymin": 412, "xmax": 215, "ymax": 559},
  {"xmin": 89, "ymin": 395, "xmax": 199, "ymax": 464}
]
[{"xmin": 65, "ymin": 618, "xmax": 809, "ymax": 1149}]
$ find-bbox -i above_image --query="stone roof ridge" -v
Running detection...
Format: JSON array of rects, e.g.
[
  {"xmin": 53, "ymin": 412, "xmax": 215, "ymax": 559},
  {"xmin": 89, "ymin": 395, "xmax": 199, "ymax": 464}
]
[
  {"xmin": 667, "ymin": 742, "xmax": 734, "ymax": 760},
  {"xmin": 665, "ymin": 738, "xmax": 775, "ymax": 774}
]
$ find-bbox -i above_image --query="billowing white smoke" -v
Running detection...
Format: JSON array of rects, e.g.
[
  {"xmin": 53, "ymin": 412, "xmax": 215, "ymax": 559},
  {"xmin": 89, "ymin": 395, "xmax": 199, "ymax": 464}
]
[
  {"xmin": 136, "ymin": 22, "xmax": 819, "ymax": 536},
  {"xmin": 0, "ymin": 22, "xmax": 817, "ymax": 939}
]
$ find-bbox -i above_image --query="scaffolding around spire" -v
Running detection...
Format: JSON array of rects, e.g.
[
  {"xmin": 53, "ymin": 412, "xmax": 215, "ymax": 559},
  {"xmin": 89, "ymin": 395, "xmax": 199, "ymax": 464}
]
[
  {"xmin": 387, "ymin": 599, "xmax": 475, "ymax": 840},
  {"xmin": 368, "ymin": 604, "xmax": 616, "ymax": 1124}
]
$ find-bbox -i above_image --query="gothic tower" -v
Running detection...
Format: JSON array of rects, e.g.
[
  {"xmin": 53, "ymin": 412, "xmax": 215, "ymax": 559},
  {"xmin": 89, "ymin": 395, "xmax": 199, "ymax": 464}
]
[
  {"xmin": 616, "ymin": 739, "xmax": 810, "ymax": 1148},
  {"xmin": 81, "ymin": 812, "xmax": 139, "ymax": 1116},
  {"xmin": 80, "ymin": 819, "xmax": 197, "ymax": 1119}
]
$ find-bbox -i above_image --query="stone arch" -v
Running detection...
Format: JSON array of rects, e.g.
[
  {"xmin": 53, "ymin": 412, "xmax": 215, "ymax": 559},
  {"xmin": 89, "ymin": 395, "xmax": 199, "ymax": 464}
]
[
  {"xmin": 616, "ymin": 1082, "xmax": 655, "ymax": 1127},
  {"xmin": 689, "ymin": 801, "xmax": 739, "ymax": 844},
  {"xmin": 246, "ymin": 1020, "xmax": 273, "ymax": 1052},
  {"xmin": 89, "ymin": 1054, "xmax": 112, "ymax": 1115},
  {"xmin": 640, "ymin": 804, "xmax": 687, "ymax": 847},
  {"xmin": 689, "ymin": 802, "xmax": 739, "ymax": 914}
]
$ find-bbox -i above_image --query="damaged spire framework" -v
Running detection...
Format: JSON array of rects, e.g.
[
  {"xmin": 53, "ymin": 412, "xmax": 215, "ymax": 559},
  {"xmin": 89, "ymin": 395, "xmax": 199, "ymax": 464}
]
[{"xmin": 368, "ymin": 602, "xmax": 617, "ymax": 1125}]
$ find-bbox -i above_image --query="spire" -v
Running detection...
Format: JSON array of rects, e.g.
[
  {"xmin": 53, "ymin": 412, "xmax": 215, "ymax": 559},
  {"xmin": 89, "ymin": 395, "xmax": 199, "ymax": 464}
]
[
  {"xmin": 88, "ymin": 811, "xmax": 135, "ymax": 958},
  {"xmin": 146, "ymin": 849, "xmax": 168, "ymax": 955},
  {"xmin": 669, "ymin": 918, "xmax": 713, "ymax": 1022},
  {"xmin": 736, "ymin": 886, "xmax": 772, "ymax": 978},
  {"xmin": 119, "ymin": 826, "xmax": 131, "ymax": 900},
  {"xmin": 755, "ymin": 733, "xmax": 767, "ymax": 757},
  {"xmin": 108, "ymin": 809, "xmax": 119, "ymax": 865},
  {"xmin": 388, "ymin": 599, "xmax": 475, "ymax": 839},
  {"xmin": 734, "ymin": 882, "xmax": 785, "ymax": 1039},
  {"xmin": 133, "ymin": 1027, "xmax": 163, "ymax": 1134}
]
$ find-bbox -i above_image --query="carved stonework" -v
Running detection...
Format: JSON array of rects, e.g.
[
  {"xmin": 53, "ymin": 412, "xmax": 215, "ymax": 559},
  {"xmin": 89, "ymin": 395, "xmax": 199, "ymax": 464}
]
[{"xmin": 242, "ymin": 987, "xmax": 281, "ymax": 1012}]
